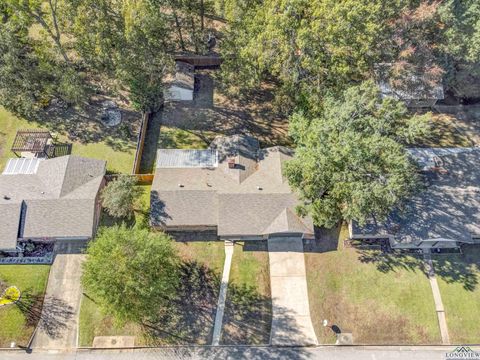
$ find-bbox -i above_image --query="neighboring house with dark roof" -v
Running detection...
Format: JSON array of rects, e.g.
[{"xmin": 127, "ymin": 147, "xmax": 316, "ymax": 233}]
[
  {"xmin": 164, "ymin": 61, "xmax": 195, "ymax": 101},
  {"xmin": 150, "ymin": 135, "xmax": 314, "ymax": 240},
  {"xmin": 0, "ymin": 155, "xmax": 106, "ymax": 253},
  {"xmin": 350, "ymin": 148, "xmax": 480, "ymax": 249}
]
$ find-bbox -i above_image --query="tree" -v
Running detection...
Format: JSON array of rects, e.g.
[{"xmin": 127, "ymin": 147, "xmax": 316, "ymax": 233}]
[
  {"xmin": 82, "ymin": 225, "xmax": 180, "ymax": 323},
  {"xmin": 101, "ymin": 175, "xmax": 144, "ymax": 219},
  {"xmin": 219, "ymin": 0, "xmax": 407, "ymax": 114},
  {"xmin": 284, "ymin": 81, "xmax": 430, "ymax": 228}
]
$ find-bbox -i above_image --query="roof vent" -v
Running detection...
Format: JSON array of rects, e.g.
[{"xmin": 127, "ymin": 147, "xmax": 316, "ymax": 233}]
[
  {"xmin": 228, "ymin": 158, "xmax": 236, "ymax": 169},
  {"xmin": 3, "ymin": 195, "xmax": 10, "ymax": 200},
  {"xmin": 178, "ymin": 184, "xmax": 184, "ymax": 188},
  {"xmin": 257, "ymin": 186, "xmax": 263, "ymax": 191}
]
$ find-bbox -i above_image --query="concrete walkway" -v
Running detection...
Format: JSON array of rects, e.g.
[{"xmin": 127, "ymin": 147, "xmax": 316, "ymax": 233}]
[
  {"xmin": 423, "ymin": 251, "xmax": 450, "ymax": 345},
  {"xmin": 211, "ymin": 240, "xmax": 234, "ymax": 345},
  {"xmin": 268, "ymin": 237, "xmax": 318, "ymax": 346},
  {"xmin": 31, "ymin": 241, "xmax": 86, "ymax": 350}
]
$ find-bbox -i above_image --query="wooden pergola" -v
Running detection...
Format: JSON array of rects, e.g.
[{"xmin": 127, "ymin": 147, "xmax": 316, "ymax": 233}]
[{"xmin": 11, "ymin": 129, "xmax": 52, "ymax": 158}]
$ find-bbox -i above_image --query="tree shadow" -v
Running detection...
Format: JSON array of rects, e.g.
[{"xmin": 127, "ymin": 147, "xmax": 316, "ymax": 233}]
[
  {"xmin": 18, "ymin": 98, "xmax": 140, "ymax": 153},
  {"xmin": 221, "ymin": 282, "xmax": 272, "ymax": 345},
  {"xmin": 15, "ymin": 291, "xmax": 75, "ymax": 339},
  {"xmin": 142, "ymin": 260, "xmax": 221, "ymax": 345},
  {"xmin": 357, "ymin": 247, "xmax": 479, "ymax": 291}
]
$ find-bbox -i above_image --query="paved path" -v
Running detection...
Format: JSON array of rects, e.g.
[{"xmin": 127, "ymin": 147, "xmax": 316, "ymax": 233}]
[
  {"xmin": 2, "ymin": 346, "xmax": 463, "ymax": 360},
  {"xmin": 423, "ymin": 251, "xmax": 450, "ymax": 345},
  {"xmin": 212, "ymin": 241, "xmax": 234, "ymax": 345},
  {"xmin": 268, "ymin": 237, "xmax": 318, "ymax": 346},
  {"xmin": 31, "ymin": 241, "xmax": 86, "ymax": 350}
]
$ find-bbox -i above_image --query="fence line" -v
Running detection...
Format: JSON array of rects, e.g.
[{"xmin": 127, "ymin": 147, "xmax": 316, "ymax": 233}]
[{"xmin": 132, "ymin": 112, "xmax": 151, "ymax": 175}]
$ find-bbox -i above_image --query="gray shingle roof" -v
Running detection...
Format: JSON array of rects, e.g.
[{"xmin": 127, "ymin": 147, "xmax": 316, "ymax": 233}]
[
  {"xmin": 0, "ymin": 155, "xmax": 105, "ymax": 249},
  {"xmin": 0, "ymin": 203, "xmax": 21, "ymax": 250},
  {"xmin": 151, "ymin": 135, "xmax": 313, "ymax": 237},
  {"xmin": 351, "ymin": 148, "xmax": 480, "ymax": 244}
]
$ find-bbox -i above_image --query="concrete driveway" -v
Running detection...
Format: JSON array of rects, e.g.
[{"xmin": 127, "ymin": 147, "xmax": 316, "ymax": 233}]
[
  {"xmin": 268, "ymin": 237, "xmax": 318, "ymax": 346},
  {"xmin": 31, "ymin": 240, "xmax": 86, "ymax": 350}
]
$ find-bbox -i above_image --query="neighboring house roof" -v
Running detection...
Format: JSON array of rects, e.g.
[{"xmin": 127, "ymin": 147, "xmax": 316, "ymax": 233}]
[
  {"xmin": 0, "ymin": 203, "xmax": 22, "ymax": 251},
  {"xmin": 376, "ymin": 63, "xmax": 444, "ymax": 101},
  {"xmin": 351, "ymin": 148, "xmax": 480, "ymax": 245},
  {"xmin": 172, "ymin": 61, "xmax": 194, "ymax": 90},
  {"xmin": 0, "ymin": 155, "xmax": 106, "ymax": 250},
  {"xmin": 151, "ymin": 135, "xmax": 314, "ymax": 238}
]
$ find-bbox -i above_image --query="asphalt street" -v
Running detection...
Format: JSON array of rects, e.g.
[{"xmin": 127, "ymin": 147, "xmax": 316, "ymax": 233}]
[{"xmin": 1, "ymin": 346, "xmax": 465, "ymax": 360}]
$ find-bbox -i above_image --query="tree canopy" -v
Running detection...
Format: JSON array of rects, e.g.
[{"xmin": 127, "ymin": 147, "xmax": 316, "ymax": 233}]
[
  {"xmin": 101, "ymin": 175, "xmax": 144, "ymax": 219},
  {"xmin": 284, "ymin": 81, "xmax": 430, "ymax": 228},
  {"xmin": 82, "ymin": 225, "xmax": 180, "ymax": 324}
]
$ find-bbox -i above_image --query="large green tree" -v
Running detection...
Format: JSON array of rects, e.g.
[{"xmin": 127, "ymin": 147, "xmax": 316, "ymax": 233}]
[
  {"xmin": 219, "ymin": 0, "xmax": 413, "ymax": 113},
  {"xmin": 284, "ymin": 81, "xmax": 430, "ymax": 228},
  {"xmin": 82, "ymin": 225, "xmax": 180, "ymax": 324}
]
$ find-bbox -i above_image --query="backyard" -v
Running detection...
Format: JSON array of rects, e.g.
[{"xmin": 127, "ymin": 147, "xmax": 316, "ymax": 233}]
[
  {"xmin": 0, "ymin": 106, "xmax": 137, "ymax": 174},
  {"xmin": 78, "ymin": 240, "xmax": 225, "ymax": 346},
  {"xmin": 0, "ymin": 265, "xmax": 50, "ymax": 347},
  {"xmin": 221, "ymin": 241, "xmax": 272, "ymax": 345},
  {"xmin": 304, "ymin": 226, "xmax": 441, "ymax": 345}
]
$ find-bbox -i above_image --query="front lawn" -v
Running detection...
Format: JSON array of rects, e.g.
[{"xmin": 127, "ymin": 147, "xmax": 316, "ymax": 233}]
[
  {"xmin": 0, "ymin": 265, "xmax": 50, "ymax": 347},
  {"xmin": 0, "ymin": 107, "xmax": 135, "ymax": 173},
  {"xmin": 221, "ymin": 241, "xmax": 272, "ymax": 345},
  {"xmin": 305, "ymin": 225, "xmax": 441, "ymax": 345},
  {"xmin": 432, "ymin": 245, "xmax": 480, "ymax": 344},
  {"xmin": 78, "ymin": 240, "xmax": 225, "ymax": 346}
]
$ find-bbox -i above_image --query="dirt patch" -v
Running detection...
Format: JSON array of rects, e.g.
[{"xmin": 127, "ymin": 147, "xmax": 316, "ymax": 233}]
[{"xmin": 161, "ymin": 70, "xmax": 291, "ymax": 147}]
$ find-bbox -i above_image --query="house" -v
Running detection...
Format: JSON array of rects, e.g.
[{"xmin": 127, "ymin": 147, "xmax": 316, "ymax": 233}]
[
  {"xmin": 0, "ymin": 155, "xmax": 106, "ymax": 253},
  {"xmin": 150, "ymin": 135, "xmax": 314, "ymax": 240},
  {"xmin": 376, "ymin": 64, "xmax": 444, "ymax": 108},
  {"xmin": 350, "ymin": 148, "xmax": 480, "ymax": 249},
  {"xmin": 164, "ymin": 61, "xmax": 195, "ymax": 101}
]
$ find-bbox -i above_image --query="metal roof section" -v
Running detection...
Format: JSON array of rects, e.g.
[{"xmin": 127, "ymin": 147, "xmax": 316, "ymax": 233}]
[
  {"xmin": 3, "ymin": 158, "xmax": 44, "ymax": 175},
  {"xmin": 156, "ymin": 149, "xmax": 218, "ymax": 168}
]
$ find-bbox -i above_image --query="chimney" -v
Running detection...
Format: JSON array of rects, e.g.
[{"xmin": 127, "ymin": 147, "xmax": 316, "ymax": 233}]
[{"xmin": 228, "ymin": 158, "xmax": 236, "ymax": 169}]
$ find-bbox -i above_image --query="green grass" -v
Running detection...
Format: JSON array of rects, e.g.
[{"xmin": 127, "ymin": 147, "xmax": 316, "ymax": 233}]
[
  {"xmin": 0, "ymin": 107, "xmax": 135, "ymax": 173},
  {"xmin": 433, "ymin": 245, "xmax": 480, "ymax": 344},
  {"xmin": 79, "ymin": 240, "xmax": 225, "ymax": 346},
  {"xmin": 221, "ymin": 241, "xmax": 271, "ymax": 345},
  {"xmin": 158, "ymin": 126, "xmax": 216, "ymax": 150},
  {"xmin": 0, "ymin": 265, "xmax": 50, "ymax": 347},
  {"xmin": 78, "ymin": 295, "xmax": 145, "ymax": 347},
  {"xmin": 305, "ymin": 226, "xmax": 441, "ymax": 345},
  {"xmin": 174, "ymin": 241, "xmax": 225, "ymax": 275}
]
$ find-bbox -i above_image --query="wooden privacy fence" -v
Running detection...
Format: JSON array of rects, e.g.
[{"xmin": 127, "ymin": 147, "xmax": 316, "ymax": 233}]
[{"xmin": 132, "ymin": 112, "xmax": 151, "ymax": 175}]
